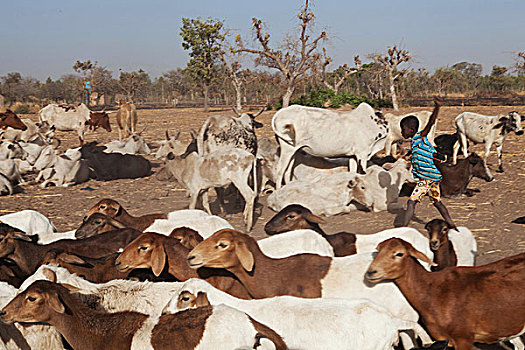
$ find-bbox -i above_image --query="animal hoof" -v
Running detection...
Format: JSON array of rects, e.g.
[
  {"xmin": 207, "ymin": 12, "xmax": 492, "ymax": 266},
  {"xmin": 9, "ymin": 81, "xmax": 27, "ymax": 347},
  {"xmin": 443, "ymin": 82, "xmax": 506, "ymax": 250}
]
[{"xmin": 496, "ymin": 168, "xmax": 504, "ymax": 173}]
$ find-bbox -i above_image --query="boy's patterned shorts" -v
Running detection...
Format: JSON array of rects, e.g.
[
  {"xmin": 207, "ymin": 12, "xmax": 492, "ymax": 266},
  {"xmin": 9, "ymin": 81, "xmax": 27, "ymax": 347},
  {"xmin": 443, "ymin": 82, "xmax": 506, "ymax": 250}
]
[{"xmin": 410, "ymin": 179, "xmax": 441, "ymax": 203}]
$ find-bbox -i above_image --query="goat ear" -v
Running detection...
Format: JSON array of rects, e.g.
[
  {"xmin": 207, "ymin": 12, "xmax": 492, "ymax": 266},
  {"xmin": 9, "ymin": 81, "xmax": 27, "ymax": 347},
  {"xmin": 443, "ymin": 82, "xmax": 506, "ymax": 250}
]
[
  {"xmin": 108, "ymin": 218, "xmax": 126, "ymax": 229},
  {"xmin": 407, "ymin": 245, "xmax": 437, "ymax": 267},
  {"xmin": 43, "ymin": 268, "xmax": 57, "ymax": 283},
  {"xmin": 151, "ymin": 244, "xmax": 166, "ymax": 277},
  {"xmin": 195, "ymin": 292, "xmax": 210, "ymax": 307},
  {"xmin": 10, "ymin": 231, "xmax": 32, "ymax": 242},
  {"xmin": 303, "ymin": 212, "xmax": 326, "ymax": 225},
  {"xmin": 235, "ymin": 239, "xmax": 254, "ymax": 272},
  {"xmin": 109, "ymin": 202, "xmax": 122, "ymax": 217},
  {"xmin": 48, "ymin": 291, "xmax": 66, "ymax": 314},
  {"xmin": 187, "ymin": 235, "xmax": 201, "ymax": 249},
  {"xmin": 60, "ymin": 253, "xmax": 88, "ymax": 266}
]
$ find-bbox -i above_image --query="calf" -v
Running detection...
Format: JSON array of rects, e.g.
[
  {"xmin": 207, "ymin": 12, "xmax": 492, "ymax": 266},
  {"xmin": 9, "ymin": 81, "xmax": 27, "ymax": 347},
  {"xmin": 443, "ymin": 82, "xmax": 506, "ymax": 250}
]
[
  {"xmin": 33, "ymin": 147, "xmax": 90, "ymax": 188},
  {"xmin": 79, "ymin": 142, "xmax": 151, "ymax": 180},
  {"xmin": 402, "ymin": 153, "xmax": 493, "ymax": 198},
  {"xmin": 115, "ymin": 100, "xmax": 138, "ymax": 140},
  {"xmin": 453, "ymin": 111, "xmax": 523, "ymax": 172},
  {"xmin": 163, "ymin": 148, "xmax": 257, "ymax": 230},
  {"xmin": 0, "ymin": 110, "xmax": 27, "ymax": 131},
  {"xmin": 366, "ymin": 238, "xmax": 525, "ymax": 350},
  {"xmin": 103, "ymin": 132, "xmax": 150, "ymax": 155},
  {"xmin": 434, "ymin": 133, "xmax": 466, "ymax": 159},
  {"xmin": 348, "ymin": 158, "xmax": 413, "ymax": 212}
]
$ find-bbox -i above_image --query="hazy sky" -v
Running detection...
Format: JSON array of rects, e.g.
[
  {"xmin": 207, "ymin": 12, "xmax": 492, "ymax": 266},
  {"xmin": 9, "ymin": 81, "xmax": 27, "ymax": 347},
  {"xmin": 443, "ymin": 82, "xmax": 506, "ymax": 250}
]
[{"xmin": 1, "ymin": 0, "xmax": 524, "ymax": 80}]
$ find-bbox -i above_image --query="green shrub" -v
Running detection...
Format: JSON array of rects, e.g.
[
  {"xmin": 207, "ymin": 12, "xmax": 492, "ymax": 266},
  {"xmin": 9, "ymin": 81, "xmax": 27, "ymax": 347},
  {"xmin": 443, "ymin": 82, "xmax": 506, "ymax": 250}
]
[
  {"xmin": 275, "ymin": 89, "xmax": 394, "ymax": 110},
  {"xmin": 13, "ymin": 104, "xmax": 30, "ymax": 114}
]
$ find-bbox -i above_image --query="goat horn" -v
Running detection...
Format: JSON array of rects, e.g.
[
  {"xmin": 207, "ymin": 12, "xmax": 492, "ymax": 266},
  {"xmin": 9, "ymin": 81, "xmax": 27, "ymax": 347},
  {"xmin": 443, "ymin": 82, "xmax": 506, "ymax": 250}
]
[
  {"xmin": 231, "ymin": 105, "xmax": 241, "ymax": 117},
  {"xmin": 253, "ymin": 106, "xmax": 265, "ymax": 117}
]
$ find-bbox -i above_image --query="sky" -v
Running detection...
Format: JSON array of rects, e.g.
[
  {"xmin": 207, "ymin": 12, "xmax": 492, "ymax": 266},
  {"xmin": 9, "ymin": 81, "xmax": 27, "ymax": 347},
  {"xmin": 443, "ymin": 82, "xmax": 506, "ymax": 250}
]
[{"xmin": 1, "ymin": 0, "xmax": 524, "ymax": 80}]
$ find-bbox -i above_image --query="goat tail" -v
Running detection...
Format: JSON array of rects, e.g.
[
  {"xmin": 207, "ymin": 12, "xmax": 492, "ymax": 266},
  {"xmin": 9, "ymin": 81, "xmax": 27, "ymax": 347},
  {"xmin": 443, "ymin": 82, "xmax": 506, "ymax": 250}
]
[
  {"xmin": 397, "ymin": 319, "xmax": 432, "ymax": 346},
  {"xmin": 249, "ymin": 315, "xmax": 288, "ymax": 350}
]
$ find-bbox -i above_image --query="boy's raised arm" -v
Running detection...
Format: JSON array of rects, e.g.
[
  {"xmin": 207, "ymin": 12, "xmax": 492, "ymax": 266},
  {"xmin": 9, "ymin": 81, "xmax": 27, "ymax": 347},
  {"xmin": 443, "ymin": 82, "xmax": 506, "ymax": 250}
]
[{"xmin": 421, "ymin": 97, "xmax": 442, "ymax": 138}]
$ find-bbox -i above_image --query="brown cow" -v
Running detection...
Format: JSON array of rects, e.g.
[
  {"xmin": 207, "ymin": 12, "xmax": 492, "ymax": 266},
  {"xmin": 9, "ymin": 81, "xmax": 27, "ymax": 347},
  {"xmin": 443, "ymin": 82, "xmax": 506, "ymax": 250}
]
[
  {"xmin": 115, "ymin": 100, "xmax": 137, "ymax": 140},
  {"xmin": 0, "ymin": 110, "xmax": 27, "ymax": 131}
]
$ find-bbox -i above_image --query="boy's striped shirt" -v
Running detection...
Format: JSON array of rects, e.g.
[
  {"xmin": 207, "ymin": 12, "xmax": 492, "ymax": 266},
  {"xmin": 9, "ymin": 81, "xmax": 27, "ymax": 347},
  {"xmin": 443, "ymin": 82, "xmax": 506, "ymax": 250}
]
[{"xmin": 410, "ymin": 131, "xmax": 442, "ymax": 181}]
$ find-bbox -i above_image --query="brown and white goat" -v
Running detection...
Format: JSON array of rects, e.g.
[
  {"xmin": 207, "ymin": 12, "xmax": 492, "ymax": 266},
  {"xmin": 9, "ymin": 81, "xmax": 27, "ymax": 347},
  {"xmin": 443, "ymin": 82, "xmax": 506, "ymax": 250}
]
[
  {"xmin": 86, "ymin": 198, "xmax": 167, "ymax": 231},
  {"xmin": 365, "ymin": 238, "xmax": 525, "ymax": 350},
  {"xmin": 0, "ymin": 228, "xmax": 141, "ymax": 279},
  {"xmin": 115, "ymin": 232, "xmax": 251, "ymax": 299},
  {"xmin": 264, "ymin": 204, "xmax": 356, "ymax": 256}
]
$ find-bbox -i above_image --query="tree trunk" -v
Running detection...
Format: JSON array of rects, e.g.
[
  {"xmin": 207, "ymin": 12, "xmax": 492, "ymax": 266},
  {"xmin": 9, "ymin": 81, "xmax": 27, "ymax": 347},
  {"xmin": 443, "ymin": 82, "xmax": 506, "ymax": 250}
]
[
  {"xmin": 388, "ymin": 70, "xmax": 399, "ymax": 111},
  {"xmin": 203, "ymin": 82, "xmax": 209, "ymax": 112},
  {"xmin": 282, "ymin": 83, "xmax": 295, "ymax": 108},
  {"xmin": 234, "ymin": 82, "xmax": 242, "ymax": 111}
]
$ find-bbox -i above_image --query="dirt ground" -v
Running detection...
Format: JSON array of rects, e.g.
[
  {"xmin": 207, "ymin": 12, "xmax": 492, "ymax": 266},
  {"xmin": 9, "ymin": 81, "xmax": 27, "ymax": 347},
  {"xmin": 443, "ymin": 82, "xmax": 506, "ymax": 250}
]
[{"xmin": 2, "ymin": 104, "xmax": 524, "ymax": 268}]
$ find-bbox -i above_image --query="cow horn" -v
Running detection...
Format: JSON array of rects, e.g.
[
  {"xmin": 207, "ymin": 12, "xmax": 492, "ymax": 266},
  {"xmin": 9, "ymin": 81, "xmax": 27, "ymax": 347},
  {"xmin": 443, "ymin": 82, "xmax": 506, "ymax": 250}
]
[
  {"xmin": 231, "ymin": 106, "xmax": 241, "ymax": 117},
  {"xmin": 51, "ymin": 138, "xmax": 61, "ymax": 149},
  {"xmin": 253, "ymin": 106, "xmax": 265, "ymax": 117},
  {"xmin": 165, "ymin": 130, "xmax": 170, "ymax": 140},
  {"xmin": 174, "ymin": 131, "xmax": 180, "ymax": 140},
  {"xmin": 139, "ymin": 125, "xmax": 147, "ymax": 135}
]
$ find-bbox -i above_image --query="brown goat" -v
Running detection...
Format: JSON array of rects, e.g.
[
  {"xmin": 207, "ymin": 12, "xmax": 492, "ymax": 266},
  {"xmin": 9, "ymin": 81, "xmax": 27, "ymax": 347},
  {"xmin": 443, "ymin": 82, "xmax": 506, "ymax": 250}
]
[
  {"xmin": 0, "ymin": 228, "xmax": 141, "ymax": 279},
  {"xmin": 187, "ymin": 229, "xmax": 332, "ymax": 298},
  {"xmin": 365, "ymin": 238, "xmax": 525, "ymax": 350},
  {"xmin": 0, "ymin": 110, "xmax": 27, "ymax": 131},
  {"xmin": 264, "ymin": 204, "xmax": 357, "ymax": 256},
  {"xmin": 86, "ymin": 198, "xmax": 167, "ymax": 231},
  {"xmin": 0, "ymin": 280, "xmax": 148, "ymax": 350},
  {"xmin": 425, "ymin": 219, "xmax": 457, "ymax": 271},
  {"xmin": 75, "ymin": 213, "xmax": 127, "ymax": 239},
  {"xmin": 115, "ymin": 232, "xmax": 251, "ymax": 299},
  {"xmin": 169, "ymin": 227, "xmax": 203, "ymax": 250}
]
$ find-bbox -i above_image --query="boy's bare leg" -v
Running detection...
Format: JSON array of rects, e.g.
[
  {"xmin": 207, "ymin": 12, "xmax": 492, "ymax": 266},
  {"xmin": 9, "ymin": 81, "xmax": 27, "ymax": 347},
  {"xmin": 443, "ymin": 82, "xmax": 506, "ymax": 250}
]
[
  {"xmin": 433, "ymin": 201, "xmax": 458, "ymax": 231},
  {"xmin": 402, "ymin": 200, "xmax": 417, "ymax": 227}
]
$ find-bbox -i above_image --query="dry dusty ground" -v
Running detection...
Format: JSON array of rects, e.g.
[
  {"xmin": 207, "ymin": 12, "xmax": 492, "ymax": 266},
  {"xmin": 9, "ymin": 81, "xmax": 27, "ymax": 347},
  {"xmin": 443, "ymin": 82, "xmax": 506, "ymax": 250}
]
[{"xmin": 2, "ymin": 105, "xmax": 524, "ymax": 268}]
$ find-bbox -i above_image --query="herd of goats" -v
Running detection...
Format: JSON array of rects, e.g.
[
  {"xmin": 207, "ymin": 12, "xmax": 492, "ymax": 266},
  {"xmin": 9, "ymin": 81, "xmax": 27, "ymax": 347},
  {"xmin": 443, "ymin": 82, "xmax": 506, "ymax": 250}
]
[{"xmin": 0, "ymin": 100, "xmax": 523, "ymax": 350}]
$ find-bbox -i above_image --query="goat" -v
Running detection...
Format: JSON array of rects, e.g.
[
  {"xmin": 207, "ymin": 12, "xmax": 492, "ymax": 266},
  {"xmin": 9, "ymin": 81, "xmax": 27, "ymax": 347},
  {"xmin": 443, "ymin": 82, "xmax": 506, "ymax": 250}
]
[
  {"xmin": 171, "ymin": 226, "xmax": 334, "ymax": 258},
  {"xmin": 0, "ymin": 210, "xmax": 56, "ymax": 236},
  {"xmin": 115, "ymin": 232, "xmax": 252, "ymax": 299},
  {"xmin": 424, "ymin": 219, "xmax": 477, "ymax": 271},
  {"xmin": 75, "ymin": 213, "xmax": 127, "ymax": 239},
  {"xmin": 365, "ymin": 238, "xmax": 525, "ymax": 350},
  {"xmin": 0, "ymin": 228, "xmax": 141, "ymax": 279},
  {"xmin": 185, "ymin": 229, "xmax": 434, "ymax": 349},
  {"xmin": 264, "ymin": 204, "xmax": 433, "ymax": 258},
  {"xmin": 162, "ymin": 278, "xmax": 432, "ymax": 350}
]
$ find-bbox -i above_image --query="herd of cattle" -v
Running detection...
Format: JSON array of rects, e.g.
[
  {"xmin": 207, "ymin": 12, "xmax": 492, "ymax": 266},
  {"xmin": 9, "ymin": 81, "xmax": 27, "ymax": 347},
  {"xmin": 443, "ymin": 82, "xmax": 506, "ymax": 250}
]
[{"xmin": 0, "ymin": 101, "xmax": 523, "ymax": 350}]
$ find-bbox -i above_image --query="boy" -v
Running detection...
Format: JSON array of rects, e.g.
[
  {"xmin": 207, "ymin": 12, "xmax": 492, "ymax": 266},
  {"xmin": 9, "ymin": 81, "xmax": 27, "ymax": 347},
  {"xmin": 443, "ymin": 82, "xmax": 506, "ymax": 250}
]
[{"xmin": 401, "ymin": 98, "xmax": 457, "ymax": 230}]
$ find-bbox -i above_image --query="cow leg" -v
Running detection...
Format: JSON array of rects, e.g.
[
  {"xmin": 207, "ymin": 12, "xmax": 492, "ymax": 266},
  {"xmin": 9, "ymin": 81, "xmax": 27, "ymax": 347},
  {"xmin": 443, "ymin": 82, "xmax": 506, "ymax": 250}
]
[
  {"xmin": 483, "ymin": 141, "xmax": 493, "ymax": 170},
  {"xmin": 189, "ymin": 192, "xmax": 199, "ymax": 210},
  {"xmin": 215, "ymin": 187, "xmax": 226, "ymax": 215},
  {"xmin": 495, "ymin": 142, "xmax": 504, "ymax": 173},
  {"xmin": 118, "ymin": 127, "xmax": 123, "ymax": 141},
  {"xmin": 275, "ymin": 144, "xmax": 297, "ymax": 189},
  {"xmin": 459, "ymin": 132, "xmax": 469, "ymax": 158},
  {"xmin": 233, "ymin": 178, "xmax": 255, "ymax": 231},
  {"xmin": 201, "ymin": 190, "xmax": 212, "ymax": 215},
  {"xmin": 384, "ymin": 134, "xmax": 394, "ymax": 156}
]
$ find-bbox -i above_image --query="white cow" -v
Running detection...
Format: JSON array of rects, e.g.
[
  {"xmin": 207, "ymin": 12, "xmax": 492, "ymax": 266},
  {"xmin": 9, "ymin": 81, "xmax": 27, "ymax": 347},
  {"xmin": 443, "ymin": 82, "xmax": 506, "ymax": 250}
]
[
  {"xmin": 383, "ymin": 111, "xmax": 434, "ymax": 156},
  {"xmin": 272, "ymin": 103, "xmax": 388, "ymax": 188},
  {"xmin": 38, "ymin": 103, "xmax": 111, "ymax": 145},
  {"xmin": 453, "ymin": 111, "xmax": 523, "ymax": 172},
  {"xmin": 33, "ymin": 146, "xmax": 90, "ymax": 188},
  {"xmin": 103, "ymin": 134, "xmax": 151, "ymax": 155}
]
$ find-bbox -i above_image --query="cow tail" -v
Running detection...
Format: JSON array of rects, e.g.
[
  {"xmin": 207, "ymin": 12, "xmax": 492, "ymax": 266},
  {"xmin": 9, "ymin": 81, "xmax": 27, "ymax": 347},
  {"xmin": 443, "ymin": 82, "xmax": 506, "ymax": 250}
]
[
  {"xmin": 252, "ymin": 156, "xmax": 257, "ymax": 197},
  {"xmin": 196, "ymin": 119, "xmax": 210, "ymax": 155}
]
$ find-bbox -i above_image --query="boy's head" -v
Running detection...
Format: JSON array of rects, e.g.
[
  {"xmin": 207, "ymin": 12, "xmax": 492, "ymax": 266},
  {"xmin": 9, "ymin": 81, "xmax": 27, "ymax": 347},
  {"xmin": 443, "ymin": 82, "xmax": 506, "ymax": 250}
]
[{"xmin": 400, "ymin": 115, "xmax": 419, "ymax": 139}]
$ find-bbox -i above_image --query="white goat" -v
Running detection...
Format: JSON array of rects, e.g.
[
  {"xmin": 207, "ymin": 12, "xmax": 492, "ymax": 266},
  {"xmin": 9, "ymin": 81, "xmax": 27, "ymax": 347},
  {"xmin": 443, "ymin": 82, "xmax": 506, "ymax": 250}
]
[{"xmin": 0, "ymin": 210, "xmax": 56, "ymax": 236}]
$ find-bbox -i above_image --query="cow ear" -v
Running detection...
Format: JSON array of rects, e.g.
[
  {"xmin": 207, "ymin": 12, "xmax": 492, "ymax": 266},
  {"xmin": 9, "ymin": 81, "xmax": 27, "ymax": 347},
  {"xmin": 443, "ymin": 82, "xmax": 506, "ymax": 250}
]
[
  {"xmin": 151, "ymin": 244, "xmax": 166, "ymax": 277},
  {"xmin": 498, "ymin": 116, "xmax": 509, "ymax": 123},
  {"xmin": 195, "ymin": 292, "xmax": 210, "ymax": 307}
]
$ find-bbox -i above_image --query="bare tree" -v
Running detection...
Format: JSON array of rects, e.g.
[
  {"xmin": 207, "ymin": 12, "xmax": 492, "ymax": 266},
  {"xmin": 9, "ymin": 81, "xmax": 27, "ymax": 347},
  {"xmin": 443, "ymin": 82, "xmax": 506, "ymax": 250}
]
[
  {"xmin": 234, "ymin": 0, "xmax": 327, "ymax": 108},
  {"xmin": 318, "ymin": 50, "xmax": 361, "ymax": 93},
  {"xmin": 217, "ymin": 51, "xmax": 250, "ymax": 110},
  {"xmin": 515, "ymin": 52, "xmax": 525, "ymax": 75},
  {"xmin": 373, "ymin": 45, "xmax": 411, "ymax": 110}
]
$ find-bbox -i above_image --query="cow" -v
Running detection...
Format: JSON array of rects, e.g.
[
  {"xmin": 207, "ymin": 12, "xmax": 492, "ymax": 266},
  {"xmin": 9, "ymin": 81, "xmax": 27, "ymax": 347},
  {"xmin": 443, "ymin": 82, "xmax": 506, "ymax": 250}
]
[
  {"xmin": 197, "ymin": 106, "xmax": 264, "ymax": 156},
  {"xmin": 155, "ymin": 130, "xmax": 187, "ymax": 160},
  {"xmin": 272, "ymin": 103, "xmax": 388, "ymax": 189},
  {"xmin": 0, "ymin": 159, "xmax": 24, "ymax": 187},
  {"xmin": 434, "ymin": 133, "xmax": 467, "ymax": 159},
  {"xmin": 33, "ymin": 146, "xmax": 90, "ymax": 188},
  {"xmin": 103, "ymin": 131, "xmax": 150, "ymax": 155},
  {"xmin": 115, "ymin": 100, "xmax": 138, "ymax": 140},
  {"xmin": 0, "ymin": 110, "xmax": 27, "ymax": 131},
  {"xmin": 1, "ymin": 119, "xmax": 55, "ymax": 145},
  {"xmin": 0, "ymin": 141, "xmax": 27, "ymax": 160},
  {"xmin": 384, "ymin": 111, "xmax": 434, "ymax": 156},
  {"xmin": 79, "ymin": 142, "xmax": 151, "ymax": 181},
  {"xmin": 452, "ymin": 111, "xmax": 523, "ymax": 172},
  {"xmin": 38, "ymin": 103, "xmax": 111, "ymax": 146}
]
